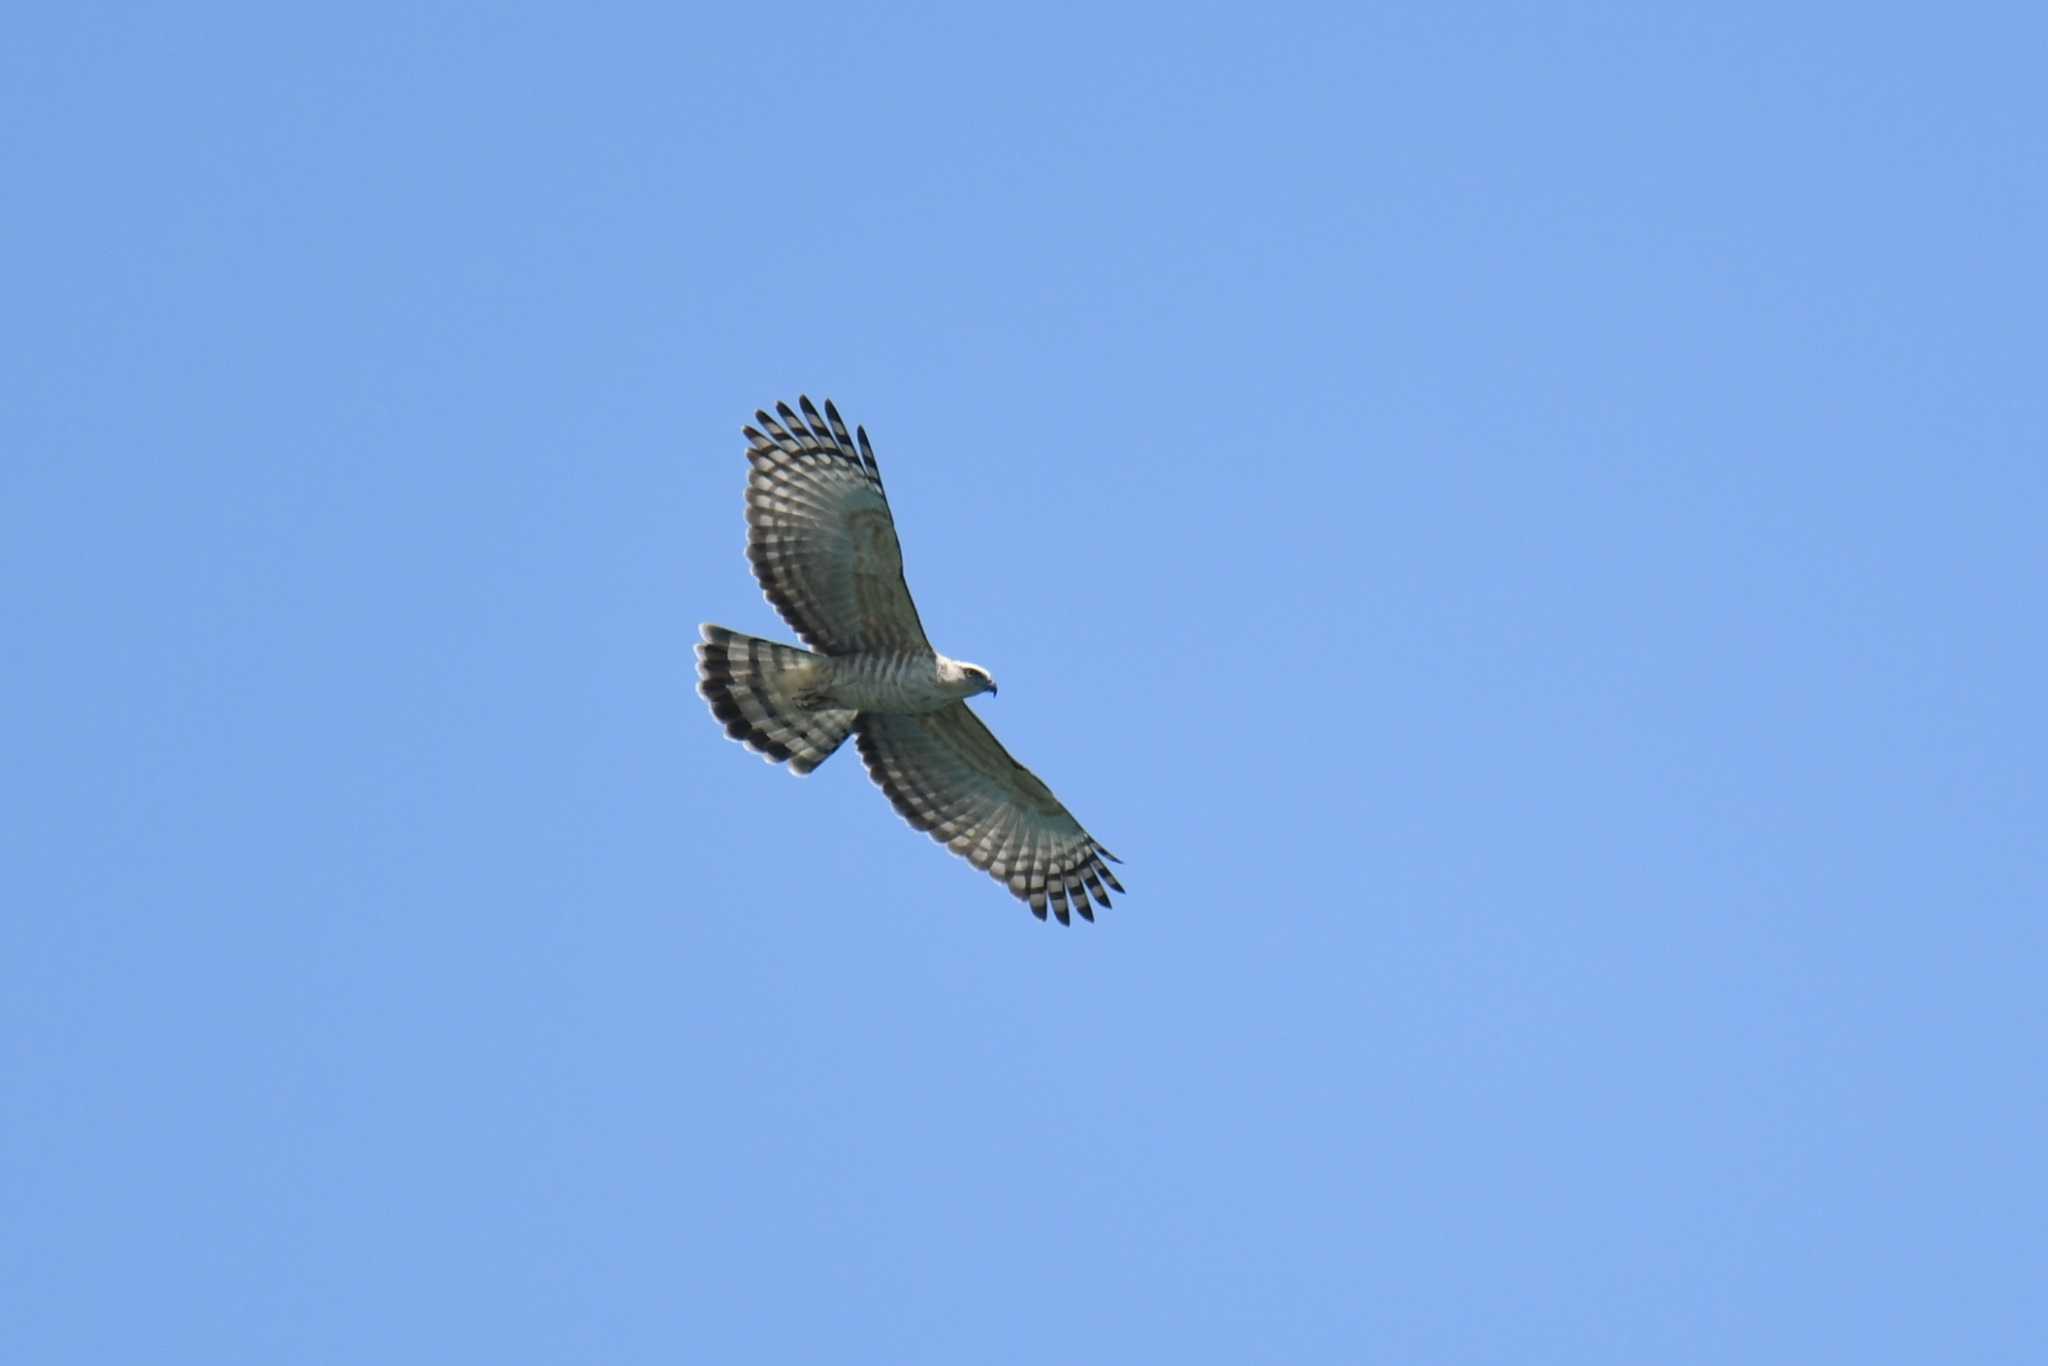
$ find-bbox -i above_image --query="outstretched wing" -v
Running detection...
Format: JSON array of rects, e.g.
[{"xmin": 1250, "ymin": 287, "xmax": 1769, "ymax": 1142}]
[
  {"xmin": 855, "ymin": 705, "xmax": 1124, "ymax": 924},
  {"xmin": 742, "ymin": 397, "xmax": 930, "ymax": 655}
]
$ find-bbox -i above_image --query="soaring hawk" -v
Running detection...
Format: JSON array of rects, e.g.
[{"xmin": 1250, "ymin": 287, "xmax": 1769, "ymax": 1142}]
[{"xmin": 696, "ymin": 397, "xmax": 1123, "ymax": 924}]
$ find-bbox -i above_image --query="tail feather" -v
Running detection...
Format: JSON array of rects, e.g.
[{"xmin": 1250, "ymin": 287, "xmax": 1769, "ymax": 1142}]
[{"xmin": 696, "ymin": 625, "xmax": 857, "ymax": 774}]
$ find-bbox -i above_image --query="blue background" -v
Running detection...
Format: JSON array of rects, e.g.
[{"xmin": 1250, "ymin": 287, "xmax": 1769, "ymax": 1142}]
[{"xmin": 5, "ymin": 3, "xmax": 2043, "ymax": 1360}]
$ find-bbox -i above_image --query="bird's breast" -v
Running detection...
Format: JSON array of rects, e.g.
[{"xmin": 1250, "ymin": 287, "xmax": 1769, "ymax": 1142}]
[{"xmin": 824, "ymin": 652, "xmax": 951, "ymax": 714}]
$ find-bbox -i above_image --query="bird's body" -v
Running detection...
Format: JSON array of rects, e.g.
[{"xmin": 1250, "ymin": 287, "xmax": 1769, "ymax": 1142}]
[
  {"xmin": 696, "ymin": 397, "xmax": 1122, "ymax": 924},
  {"xmin": 798, "ymin": 648, "xmax": 985, "ymax": 715}
]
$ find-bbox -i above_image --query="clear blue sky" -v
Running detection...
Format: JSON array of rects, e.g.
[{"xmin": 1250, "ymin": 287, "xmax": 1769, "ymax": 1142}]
[{"xmin": 5, "ymin": 3, "xmax": 2043, "ymax": 1361}]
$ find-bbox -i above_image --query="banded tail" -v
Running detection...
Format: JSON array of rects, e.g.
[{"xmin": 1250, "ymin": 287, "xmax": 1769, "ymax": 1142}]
[{"xmin": 695, "ymin": 625, "xmax": 858, "ymax": 774}]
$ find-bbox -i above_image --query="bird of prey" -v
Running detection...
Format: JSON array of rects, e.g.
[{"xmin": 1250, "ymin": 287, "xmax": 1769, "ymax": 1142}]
[{"xmin": 696, "ymin": 397, "xmax": 1123, "ymax": 924}]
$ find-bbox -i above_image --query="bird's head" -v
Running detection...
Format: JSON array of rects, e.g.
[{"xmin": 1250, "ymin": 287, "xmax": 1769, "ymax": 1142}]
[{"xmin": 945, "ymin": 658, "xmax": 998, "ymax": 699}]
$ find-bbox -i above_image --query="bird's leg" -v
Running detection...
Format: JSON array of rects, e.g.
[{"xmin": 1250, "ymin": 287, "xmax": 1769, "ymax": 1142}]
[{"xmin": 775, "ymin": 658, "xmax": 836, "ymax": 711}]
